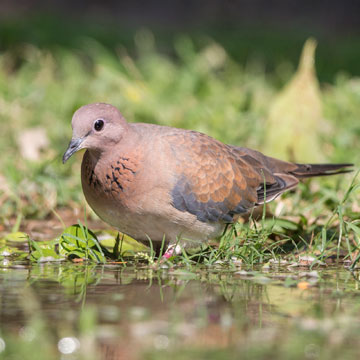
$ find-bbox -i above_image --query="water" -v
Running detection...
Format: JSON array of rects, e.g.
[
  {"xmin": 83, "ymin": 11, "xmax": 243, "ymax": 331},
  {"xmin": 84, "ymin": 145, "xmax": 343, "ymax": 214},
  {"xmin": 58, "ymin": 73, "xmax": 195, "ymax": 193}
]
[{"xmin": 1, "ymin": 262, "xmax": 360, "ymax": 359}]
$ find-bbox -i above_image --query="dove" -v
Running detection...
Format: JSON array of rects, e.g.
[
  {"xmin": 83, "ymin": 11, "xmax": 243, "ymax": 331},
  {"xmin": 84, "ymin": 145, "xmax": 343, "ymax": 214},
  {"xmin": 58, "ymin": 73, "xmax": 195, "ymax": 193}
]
[{"xmin": 63, "ymin": 103, "xmax": 352, "ymax": 257}]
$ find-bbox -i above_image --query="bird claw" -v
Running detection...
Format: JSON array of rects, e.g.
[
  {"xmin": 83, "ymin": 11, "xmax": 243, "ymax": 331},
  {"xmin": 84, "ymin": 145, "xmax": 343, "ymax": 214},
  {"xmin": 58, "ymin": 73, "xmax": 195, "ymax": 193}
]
[{"xmin": 161, "ymin": 244, "xmax": 182, "ymax": 260}]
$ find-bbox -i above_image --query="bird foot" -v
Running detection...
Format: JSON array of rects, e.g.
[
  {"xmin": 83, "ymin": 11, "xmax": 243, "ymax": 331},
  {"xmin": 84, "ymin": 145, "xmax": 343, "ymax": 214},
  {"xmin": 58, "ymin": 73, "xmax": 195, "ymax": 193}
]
[{"xmin": 161, "ymin": 244, "xmax": 182, "ymax": 260}]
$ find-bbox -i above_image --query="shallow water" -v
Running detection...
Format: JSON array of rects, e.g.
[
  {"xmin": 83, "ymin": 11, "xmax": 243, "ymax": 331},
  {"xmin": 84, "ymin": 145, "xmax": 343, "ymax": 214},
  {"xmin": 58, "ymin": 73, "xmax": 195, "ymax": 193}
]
[{"xmin": 1, "ymin": 262, "xmax": 360, "ymax": 360}]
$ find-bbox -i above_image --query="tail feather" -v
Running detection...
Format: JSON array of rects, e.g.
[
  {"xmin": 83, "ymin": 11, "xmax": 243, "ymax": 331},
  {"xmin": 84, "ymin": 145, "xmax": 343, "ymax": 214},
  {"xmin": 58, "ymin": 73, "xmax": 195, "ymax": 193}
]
[{"xmin": 291, "ymin": 163, "xmax": 354, "ymax": 178}]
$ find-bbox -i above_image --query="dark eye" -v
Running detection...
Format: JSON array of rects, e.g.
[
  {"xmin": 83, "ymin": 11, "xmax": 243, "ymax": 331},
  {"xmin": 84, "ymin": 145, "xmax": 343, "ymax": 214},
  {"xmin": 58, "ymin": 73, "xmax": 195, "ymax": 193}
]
[{"xmin": 94, "ymin": 119, "xmax": 104, "ymax": 131}]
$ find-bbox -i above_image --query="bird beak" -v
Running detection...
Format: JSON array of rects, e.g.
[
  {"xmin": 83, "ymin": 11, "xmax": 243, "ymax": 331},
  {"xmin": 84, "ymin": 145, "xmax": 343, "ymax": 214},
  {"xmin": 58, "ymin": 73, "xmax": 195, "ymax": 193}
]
[{"xmin": 62, "ymin": 137, "xmax": 84, "ymax": 164}]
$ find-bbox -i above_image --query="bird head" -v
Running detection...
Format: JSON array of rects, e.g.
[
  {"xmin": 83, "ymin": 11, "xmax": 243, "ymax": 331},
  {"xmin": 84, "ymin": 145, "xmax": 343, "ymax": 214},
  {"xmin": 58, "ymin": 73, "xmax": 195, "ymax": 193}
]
[{"xmin": 62, "ymin": 103, "xmax": 128, "ymax": 163}]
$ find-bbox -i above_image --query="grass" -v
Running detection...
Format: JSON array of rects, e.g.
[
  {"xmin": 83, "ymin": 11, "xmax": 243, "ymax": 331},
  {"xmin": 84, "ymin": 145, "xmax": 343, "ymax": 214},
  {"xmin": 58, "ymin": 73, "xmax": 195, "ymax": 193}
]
[{"xmin": 0, "ymin": 25, "xmax": 359, "ymax": 266}]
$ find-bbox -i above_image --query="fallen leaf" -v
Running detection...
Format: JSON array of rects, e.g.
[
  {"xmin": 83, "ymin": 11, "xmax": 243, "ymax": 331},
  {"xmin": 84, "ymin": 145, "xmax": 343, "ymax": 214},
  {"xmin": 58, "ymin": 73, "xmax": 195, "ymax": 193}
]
[
  {"xmin": 298, "ymin": 255, "xmax": 326, "ymax": 266},
  {"xmin": 0, "ymin": 174, "xmax": 10, "ymax": 195},
  {"xmin": 17, "ymin": 127, "xmax": 49, "ymax": 161},
  {"xmin": 297, "ymin": 281, "xmax": 310, "ymax": 290}
]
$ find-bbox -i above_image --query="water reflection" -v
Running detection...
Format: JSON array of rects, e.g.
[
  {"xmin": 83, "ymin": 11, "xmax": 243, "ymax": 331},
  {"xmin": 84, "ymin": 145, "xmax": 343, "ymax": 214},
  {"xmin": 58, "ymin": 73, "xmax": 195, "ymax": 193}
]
[{"xmin": 0, "ymin": 263, "xmax": 360, "ymax": 359}]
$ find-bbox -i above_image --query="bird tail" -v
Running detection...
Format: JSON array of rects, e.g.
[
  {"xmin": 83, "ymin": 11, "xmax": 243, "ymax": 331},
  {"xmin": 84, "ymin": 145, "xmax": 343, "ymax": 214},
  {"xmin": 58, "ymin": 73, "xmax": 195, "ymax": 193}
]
[{"xmin": 290, "ymin": 163, "xmax": 354, "ymax": 178}]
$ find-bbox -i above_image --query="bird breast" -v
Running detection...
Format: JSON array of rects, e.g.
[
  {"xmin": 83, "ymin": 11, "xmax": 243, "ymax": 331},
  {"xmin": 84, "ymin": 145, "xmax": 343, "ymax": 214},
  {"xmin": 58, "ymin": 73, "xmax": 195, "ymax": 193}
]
[{"xmin": 81, "ymin": 149, "xmax": 141, "ymax": 213}]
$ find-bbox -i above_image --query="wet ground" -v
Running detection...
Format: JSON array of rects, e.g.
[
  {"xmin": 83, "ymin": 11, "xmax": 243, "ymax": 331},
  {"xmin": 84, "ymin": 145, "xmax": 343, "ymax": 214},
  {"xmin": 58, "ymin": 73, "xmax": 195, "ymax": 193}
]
[{"xmin": 1, "ymin": 262, "xmax": 360, "ymax": 360}]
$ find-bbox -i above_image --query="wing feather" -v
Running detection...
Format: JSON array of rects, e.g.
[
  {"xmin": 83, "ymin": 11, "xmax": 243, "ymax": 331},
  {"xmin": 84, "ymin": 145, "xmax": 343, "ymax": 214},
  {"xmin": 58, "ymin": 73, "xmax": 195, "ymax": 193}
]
[{"xmin": 167, "ymin": 131, "xmax": 295, "ymax": 223}]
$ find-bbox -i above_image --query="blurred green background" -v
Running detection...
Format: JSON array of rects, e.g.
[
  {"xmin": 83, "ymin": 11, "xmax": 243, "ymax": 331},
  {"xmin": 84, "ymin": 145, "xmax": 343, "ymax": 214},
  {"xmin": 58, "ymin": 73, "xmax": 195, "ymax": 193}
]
[
  {"xmin": 0, "ymin": 0, "xmax": 359, "ymax": 224},
  {"xmin": 1, "ymin": 5, "xmax": 360, "ymax": 359}
]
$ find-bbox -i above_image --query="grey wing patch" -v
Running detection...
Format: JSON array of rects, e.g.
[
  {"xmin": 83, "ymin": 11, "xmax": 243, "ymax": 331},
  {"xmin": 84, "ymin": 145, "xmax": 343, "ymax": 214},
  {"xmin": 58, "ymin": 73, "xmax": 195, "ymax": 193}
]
[{"xmin": 171, "ymin": 176, "xmax": 249, "ymax": 224}]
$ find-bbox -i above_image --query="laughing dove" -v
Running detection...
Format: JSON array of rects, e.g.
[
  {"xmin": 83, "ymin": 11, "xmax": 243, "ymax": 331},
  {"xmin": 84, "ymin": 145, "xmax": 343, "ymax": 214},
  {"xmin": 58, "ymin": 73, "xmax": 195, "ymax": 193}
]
[{"xmin": 63, "ymin": 103, "xmax": 352, "ymax": 253}]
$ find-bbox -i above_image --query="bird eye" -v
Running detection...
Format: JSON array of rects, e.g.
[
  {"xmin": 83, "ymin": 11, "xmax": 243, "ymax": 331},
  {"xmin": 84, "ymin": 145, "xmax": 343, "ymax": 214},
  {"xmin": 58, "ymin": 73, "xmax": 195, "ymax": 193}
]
[{"xmin": 94, "ymin": 119, "xmax": 104, "ymax": 131}]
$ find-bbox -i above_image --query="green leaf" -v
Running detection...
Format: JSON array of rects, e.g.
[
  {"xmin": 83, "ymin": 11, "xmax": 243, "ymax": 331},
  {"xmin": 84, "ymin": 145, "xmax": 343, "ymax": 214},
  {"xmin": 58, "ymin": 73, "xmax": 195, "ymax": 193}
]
[
  {"xmin": 28, "ymin": 237, "xmax": 64, "ymax": 262},
  {"xmin": 262, "ymin": 218, "xmax": 299, "ymax": 233},
  {"xmin": 4, "ymin": 232, "xmax": 29, "ymax": 243},
  {"xmin": 59, "ymin": 224, "xmax": 106, "ymax": 263},
  {"xmin": 95, "ymin": 229, "xmax": 149, "ymax": 256}
]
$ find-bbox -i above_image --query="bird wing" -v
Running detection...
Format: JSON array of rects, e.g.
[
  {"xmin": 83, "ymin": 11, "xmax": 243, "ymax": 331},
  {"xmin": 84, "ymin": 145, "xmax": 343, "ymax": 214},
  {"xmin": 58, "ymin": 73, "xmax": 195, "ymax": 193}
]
[{"xmin": 166, "ymin": 130, "xmax": 299, "ymax": 223}]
